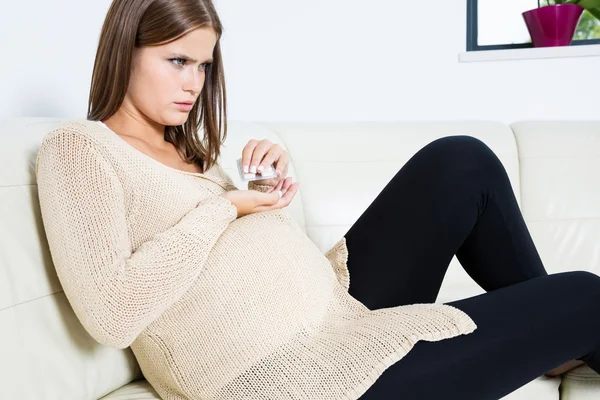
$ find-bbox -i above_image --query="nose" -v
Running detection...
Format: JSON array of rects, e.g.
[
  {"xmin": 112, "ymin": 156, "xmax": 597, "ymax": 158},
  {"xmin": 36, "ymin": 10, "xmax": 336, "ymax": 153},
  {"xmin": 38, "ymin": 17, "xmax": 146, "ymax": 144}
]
[{"xmin": 183, "ymin": 67, "xmax": 204, "ymax": 95}]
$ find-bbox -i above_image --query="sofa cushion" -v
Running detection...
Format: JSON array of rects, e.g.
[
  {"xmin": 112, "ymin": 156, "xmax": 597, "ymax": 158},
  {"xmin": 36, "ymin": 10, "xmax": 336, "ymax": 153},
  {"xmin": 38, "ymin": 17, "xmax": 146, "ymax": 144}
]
[
  {"xmin": 99, "ymin": 380, "xmax": 160, "ymax": 399},
  {"xmin": 560, "ymin": 365, "xmax": 600, "ymax": 400}
]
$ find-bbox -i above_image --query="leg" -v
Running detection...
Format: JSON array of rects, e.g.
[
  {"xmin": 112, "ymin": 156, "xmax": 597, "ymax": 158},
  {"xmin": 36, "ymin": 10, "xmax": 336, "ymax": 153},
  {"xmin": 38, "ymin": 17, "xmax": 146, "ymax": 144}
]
[
  {"xmin": 344, "ymin": 135, "xmax": 547, "ymax": 310},
  {"xmin": 358, "ymin": 271, "xmax": 600, "ymax": 400}
]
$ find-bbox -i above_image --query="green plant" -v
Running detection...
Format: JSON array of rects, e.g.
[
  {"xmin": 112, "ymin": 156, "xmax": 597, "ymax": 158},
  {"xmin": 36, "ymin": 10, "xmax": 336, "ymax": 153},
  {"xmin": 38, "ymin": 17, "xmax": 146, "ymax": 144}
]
[{"xmin": 539, "ymin": 0, "xmax": 600, "ymax": 20}]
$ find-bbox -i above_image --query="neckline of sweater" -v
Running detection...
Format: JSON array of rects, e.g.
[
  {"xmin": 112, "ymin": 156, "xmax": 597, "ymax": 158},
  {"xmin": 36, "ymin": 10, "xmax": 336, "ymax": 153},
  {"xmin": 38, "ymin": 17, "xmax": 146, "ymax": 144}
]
[{"xmin": 92, "ymin": 119, "xmax": 208, "ymax": 178}]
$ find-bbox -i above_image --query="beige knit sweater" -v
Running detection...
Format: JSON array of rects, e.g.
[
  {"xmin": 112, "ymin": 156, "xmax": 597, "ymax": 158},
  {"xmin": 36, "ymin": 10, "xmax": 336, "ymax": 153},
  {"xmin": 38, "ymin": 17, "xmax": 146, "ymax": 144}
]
[{"xmin": 35, "ymin": 119, "xmax": 477, "ymax": 400}]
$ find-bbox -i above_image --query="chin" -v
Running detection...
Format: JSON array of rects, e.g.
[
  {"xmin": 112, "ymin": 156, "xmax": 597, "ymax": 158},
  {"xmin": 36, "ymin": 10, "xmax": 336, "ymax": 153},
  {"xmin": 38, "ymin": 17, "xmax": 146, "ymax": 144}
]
[{"xmin": 162, "ymin": 115, "xmax": 189, "ymax": 127}]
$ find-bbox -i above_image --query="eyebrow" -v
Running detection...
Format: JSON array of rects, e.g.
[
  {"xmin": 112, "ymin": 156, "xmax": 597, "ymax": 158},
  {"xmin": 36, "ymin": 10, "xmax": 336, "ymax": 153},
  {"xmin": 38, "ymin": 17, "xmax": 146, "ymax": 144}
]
[{"xmin": 170, "ymin": 53, "xmax": 213, "ymax": 63}]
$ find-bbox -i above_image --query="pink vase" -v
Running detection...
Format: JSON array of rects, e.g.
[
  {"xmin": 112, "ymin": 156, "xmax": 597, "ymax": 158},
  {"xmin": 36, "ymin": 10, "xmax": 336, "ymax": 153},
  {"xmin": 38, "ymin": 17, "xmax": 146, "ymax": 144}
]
[{"xmin": 522, "ymin": 4, "xmax": 584, "ymax": 47}]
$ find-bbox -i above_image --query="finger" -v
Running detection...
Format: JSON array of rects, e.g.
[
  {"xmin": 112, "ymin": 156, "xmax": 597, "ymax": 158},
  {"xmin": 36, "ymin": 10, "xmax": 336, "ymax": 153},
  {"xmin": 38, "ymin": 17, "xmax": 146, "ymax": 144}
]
[
  {"xmin": 249, "ymin": 139, "xmax": 272, "ymax": 174},
  {"xmin": 274, "ymin": 179, "xmax": 285, "ymax": 192},
  {"xmin": 258, "ymin": 145, "xmax": 283, "ymax": 176},
  {"xmin": 272, "ymin": 151, "xmax": 289, "ymax": 178},
  {"xmin": 241, "ymin": 140, "xmax": 259, "ymax": 174},
  {"xmin": 264, "ymin": 190, "xmax": 281, "ymax": 206},
  {"xmin": 279, "ymin": 177, "xmax": 293, "ymax": 196},
  {"xmin": 278, "ymin": 181, "xmax": 300, "ymax": 206},
  {"xmin": 281, "ymin": 162, "xmax": 289, "ymax": 179},
  {"xmin": 281, "ymin": 177, "xmax": 293, "ymax": 192},
  {"xmin": 254, "ymin": 191, "xmax": 282, "ymax": 212},
  {"xmin": 265, "ymin": 179, "xmax": 284, "ymax": 194},
  {"xmin": 282, "ymin": 181, "xmax": 299, "ymax": 201}
]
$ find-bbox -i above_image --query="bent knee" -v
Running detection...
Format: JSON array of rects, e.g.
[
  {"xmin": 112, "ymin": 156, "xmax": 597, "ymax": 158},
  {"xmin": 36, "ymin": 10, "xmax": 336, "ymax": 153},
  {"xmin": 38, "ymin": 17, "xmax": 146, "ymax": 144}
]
[
  {"xmin": 428, "ymin": 135, "xmax": 492, "ymax": 157},
  {"xmin": 422, "ymin": 135, "xmax": 502, "ymax": 175}
]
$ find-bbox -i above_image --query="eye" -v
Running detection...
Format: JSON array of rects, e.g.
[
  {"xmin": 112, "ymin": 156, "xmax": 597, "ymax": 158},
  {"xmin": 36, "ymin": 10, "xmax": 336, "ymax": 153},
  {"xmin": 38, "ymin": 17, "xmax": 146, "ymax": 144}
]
[
  {"xmin": 170, "ymin": 57, "xmax": 187, "ymax": 67},
  {"xmin": 170, "ymin": 58, "xmax": 211, "ymax": 70}
]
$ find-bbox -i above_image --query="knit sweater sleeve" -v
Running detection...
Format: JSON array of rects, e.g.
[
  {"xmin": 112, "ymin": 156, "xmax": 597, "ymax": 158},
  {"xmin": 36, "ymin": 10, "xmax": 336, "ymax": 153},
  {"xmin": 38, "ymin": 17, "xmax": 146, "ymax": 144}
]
[
  {"xmin": 211, "ymin": 163, "xmax": 241, "ymax": 192},
  {"xmin": 324, "ymin": 237, "xmax": 350, "ymax": 291},
  {"xmin": 35, "ymin": 130, "xmax": 238, "ymax": 349}
]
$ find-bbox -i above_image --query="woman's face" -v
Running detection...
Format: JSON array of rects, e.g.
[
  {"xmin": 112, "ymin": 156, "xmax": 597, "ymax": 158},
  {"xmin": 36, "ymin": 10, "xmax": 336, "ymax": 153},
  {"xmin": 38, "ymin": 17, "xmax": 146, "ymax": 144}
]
[{"xmin": 124, "ymin": 27, "xmax": 217, "ymax": 127}]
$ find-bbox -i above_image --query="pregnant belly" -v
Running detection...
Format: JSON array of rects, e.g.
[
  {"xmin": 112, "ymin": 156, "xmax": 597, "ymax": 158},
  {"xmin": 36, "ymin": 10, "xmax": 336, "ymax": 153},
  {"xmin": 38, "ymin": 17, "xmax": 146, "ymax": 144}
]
[{"xmin": 150, "ymin": 210, "xmax": 338, "ymax": 365}]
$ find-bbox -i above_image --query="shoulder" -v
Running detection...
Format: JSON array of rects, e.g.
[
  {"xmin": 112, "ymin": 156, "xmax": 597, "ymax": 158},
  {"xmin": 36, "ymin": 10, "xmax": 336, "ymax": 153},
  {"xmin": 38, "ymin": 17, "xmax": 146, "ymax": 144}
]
[
  {"xmin": 42, "ymin": 119, "xmax": 108, "ymax": 145},
  {"xmin": 39, "ymin": 119, "xmax": 121, "ymax": 163},
  {"xmin": 36, "ymin": 119, "xmax": 118, "ymax": 176}
]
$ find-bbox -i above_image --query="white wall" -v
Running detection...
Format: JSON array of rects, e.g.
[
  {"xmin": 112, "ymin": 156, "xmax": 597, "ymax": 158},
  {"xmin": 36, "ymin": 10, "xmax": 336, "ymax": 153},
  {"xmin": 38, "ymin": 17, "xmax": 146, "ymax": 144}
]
[{"xmin": 1, "ymin": 0, "xmax": 598, "ymax": 123}]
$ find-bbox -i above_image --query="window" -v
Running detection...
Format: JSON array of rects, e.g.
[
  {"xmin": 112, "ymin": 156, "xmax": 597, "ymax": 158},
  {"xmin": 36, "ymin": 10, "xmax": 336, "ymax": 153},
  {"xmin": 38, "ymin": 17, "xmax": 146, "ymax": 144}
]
[{"xmin": 467, "ymin": 0, "xmax": 600, "ymax": 51}]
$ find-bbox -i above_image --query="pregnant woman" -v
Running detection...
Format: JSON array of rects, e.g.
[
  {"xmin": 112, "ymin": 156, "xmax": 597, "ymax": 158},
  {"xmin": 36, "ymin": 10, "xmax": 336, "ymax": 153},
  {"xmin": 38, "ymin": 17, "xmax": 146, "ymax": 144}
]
[{"xmin": 35, "ymin": 0, "xmax": 600, "ymax": 399}]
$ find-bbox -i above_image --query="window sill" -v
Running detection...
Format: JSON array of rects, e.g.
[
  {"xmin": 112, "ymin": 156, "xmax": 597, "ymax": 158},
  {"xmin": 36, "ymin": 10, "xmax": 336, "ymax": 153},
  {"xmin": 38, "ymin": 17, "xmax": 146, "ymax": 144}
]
[{"xmin": 459, "ymin": 43, "xmax": 600, "ymax": 62}]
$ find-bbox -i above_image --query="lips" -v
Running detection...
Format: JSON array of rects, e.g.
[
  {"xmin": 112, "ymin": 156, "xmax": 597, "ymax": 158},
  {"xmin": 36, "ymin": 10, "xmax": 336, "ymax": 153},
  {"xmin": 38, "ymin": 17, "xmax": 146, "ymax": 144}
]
[
  {"xmin": 175, "ymin": 101, "xmax": 195, "ymax": 105},
  {"xmin": 174, "ymin": 102, "xmax": 194, "ymax": 111}
]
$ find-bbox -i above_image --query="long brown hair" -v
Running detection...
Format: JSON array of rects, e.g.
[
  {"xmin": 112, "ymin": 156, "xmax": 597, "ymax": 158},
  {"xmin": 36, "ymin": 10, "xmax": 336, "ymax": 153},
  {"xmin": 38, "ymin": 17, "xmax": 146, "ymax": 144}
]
[{"xmin": 87, "ymin": 0, "xmax": 227, "ymax": 171}]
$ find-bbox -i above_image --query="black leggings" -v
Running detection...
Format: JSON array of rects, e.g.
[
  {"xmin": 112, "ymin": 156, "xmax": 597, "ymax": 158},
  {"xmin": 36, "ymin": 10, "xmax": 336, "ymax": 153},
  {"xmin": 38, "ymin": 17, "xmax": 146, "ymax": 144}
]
[{"xmin": 344, "ymin": 136, "xmax": 600, "ymax": 400}]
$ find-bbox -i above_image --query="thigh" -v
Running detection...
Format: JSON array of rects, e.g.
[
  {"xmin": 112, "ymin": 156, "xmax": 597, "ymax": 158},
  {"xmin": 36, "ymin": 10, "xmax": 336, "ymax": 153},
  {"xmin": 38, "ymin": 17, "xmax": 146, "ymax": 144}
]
[
  {"xmin": 358, "ymin": 271, "xmax": 600, "ymax": 400},
  {"xmin": 345, "ymin": 136, "xmax": 492, "ymax": 309}
]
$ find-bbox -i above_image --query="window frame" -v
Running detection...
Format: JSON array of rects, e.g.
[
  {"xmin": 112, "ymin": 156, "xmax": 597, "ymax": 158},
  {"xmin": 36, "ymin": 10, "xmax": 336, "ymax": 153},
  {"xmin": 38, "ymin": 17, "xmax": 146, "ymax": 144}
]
[{"xmin": 466, "ymin": 0, "xmax": 600, "ymax": 51}]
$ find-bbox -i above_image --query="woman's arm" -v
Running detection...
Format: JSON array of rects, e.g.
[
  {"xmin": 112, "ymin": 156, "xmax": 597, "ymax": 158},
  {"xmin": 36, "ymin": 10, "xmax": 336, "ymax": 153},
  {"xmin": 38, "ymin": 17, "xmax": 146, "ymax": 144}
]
[{"xmin": 36, "ymin": 129, "xmax": 238, "ymax": 349}]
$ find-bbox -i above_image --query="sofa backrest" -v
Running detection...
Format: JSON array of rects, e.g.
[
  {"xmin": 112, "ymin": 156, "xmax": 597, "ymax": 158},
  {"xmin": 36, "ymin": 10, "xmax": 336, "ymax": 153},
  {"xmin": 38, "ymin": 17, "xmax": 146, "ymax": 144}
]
[
  {"xmin": 0, "ymin": 118, "xmax": 142, "ymax": 400},
  {"xmin": 512, "ymin": 121, "xmax": 600, "ymax": 277}
]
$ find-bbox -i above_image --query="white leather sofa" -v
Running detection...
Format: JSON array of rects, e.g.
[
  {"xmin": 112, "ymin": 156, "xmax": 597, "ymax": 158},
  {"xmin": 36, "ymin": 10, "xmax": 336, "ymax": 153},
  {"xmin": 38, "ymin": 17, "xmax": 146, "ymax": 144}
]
[{"xmin": 1, "ymin": 117, "xmax": 599, "ymax": 400}]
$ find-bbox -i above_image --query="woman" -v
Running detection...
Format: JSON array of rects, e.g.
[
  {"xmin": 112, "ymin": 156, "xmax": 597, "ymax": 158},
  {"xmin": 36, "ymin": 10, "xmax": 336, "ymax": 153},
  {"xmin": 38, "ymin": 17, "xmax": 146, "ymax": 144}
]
[{"xmin": 35, "ymin": 0, "xmax": 600, "ymax": 399}]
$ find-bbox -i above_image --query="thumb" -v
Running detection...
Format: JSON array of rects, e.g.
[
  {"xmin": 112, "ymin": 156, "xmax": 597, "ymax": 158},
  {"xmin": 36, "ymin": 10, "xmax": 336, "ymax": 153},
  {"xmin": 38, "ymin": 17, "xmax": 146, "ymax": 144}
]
[{"xmin": 261, "ymin": 189, "xmax": 282, "ymax": 206}]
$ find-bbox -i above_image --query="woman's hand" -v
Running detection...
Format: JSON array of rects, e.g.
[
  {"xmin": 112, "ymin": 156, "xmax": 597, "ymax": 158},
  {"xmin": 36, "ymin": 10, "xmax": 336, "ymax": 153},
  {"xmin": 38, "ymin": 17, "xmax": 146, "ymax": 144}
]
[
  {"xmin": 220, "ymin": 177, "xmax": 300, "ymax": 217},
  {"xmin": 241, "ymin": 138, "xmax": 290, "ymax": 186}
]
